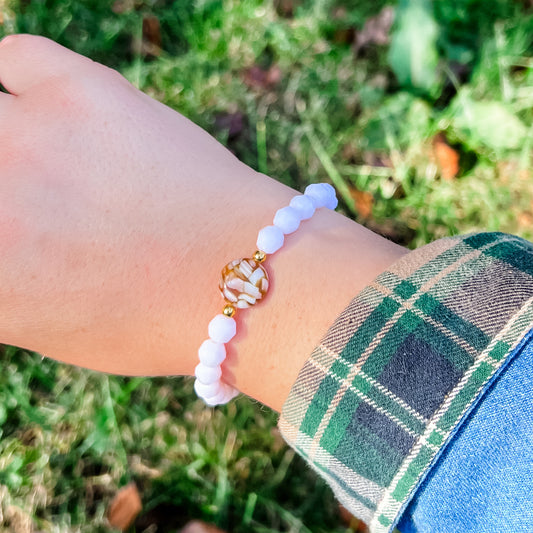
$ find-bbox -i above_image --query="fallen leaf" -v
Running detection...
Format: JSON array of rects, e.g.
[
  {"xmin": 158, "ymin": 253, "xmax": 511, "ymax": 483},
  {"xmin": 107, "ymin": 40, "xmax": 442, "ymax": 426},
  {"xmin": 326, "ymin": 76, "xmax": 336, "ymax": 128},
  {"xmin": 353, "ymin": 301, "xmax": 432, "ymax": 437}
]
[
  {"xmin": 242, "ymin": 65, "xmax": 282, "ymax": 91},
  {"xmin": 330, "ymin": 9, "xmax": 356, "ymax": 45},
  {"xmin": 350, "ymin": 188, "xmax": 374, "ymax": 218},
  {"xmin": 180, "ymin": 520, "xmax": 227, "ymax": 533},
  {"xmin": 214, "ymin": 111, "xmax": 246, "ymax": 140},
  {"xmin": 142, "ymin": 15, "xmax": 162, "ymax": 57},
  {"xmin": 432, "ymin": 133, "xmax": 459, "ymax": 180},
  {"xmin": 273, "ymin": 0, "xmax": 301, "ymax": 18},
  {"xmin": 108, "ymin": 483, "xmax": 143, "ymax": 531},
  {"xmin": 354, "ymin": 6, "xmax": 395, "ymax": 54},
  {"xmin": 518, "ymin": 211, "xmax": 533, "ymax": 229},
  {"xmin": 333, "ymin": 27, "xmax": 356, "ymax": 45}
]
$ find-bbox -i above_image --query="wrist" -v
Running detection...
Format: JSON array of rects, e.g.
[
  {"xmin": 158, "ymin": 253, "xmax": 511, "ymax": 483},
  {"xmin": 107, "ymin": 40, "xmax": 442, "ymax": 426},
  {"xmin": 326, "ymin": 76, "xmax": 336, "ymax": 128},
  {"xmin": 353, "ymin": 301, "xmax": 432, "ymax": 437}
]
[{"xmin": 202, "ymin": 185, "xmax": 408, "ymax": 411}]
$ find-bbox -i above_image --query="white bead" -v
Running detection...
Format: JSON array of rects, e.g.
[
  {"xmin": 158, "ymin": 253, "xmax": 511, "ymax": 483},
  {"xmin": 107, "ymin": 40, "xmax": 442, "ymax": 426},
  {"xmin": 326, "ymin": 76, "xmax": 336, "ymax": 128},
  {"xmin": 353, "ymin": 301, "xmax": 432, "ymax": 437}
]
[
  {"xmin": 198, "ymin": 340, "xmax": 226, "ymax": 366},
  {"xmin": 305, "ymin": 183, "xmax": 338, "ymax": 210},
  {"xmin": 205, "ymin": 383, "xmax": 239, "ymax": 406},
  {"xmin": 273, "ymin": 206, "xmax": 301, "ymax": 234},
  {"xmin": 322, "ymin": 183, "xmax": 339, "ymax": 209},
  {"xmin": 223, "ymin": 384, "xmax": 240, "ymax": 402},
  {"xmin": 195, "ymin": 362, "xmax": 222, "ymax": 384},
  {"xmin": 289, "ymin": 195, "xmax": 315, "ymax": 219},
  {"xmin": 208, "ymin": 314, "xmax": 237, "ymax": 343},
  {"xmin": 256, "ymin": 225, "xmax": 284, "ymax": 254},
  {"xmin": 324, "ymin": 195, "xmax": 338, "ymax": 210},
  {"xmin": 204, "ymin": 383, "xmax": 229, "ymax": 406},
  {"xmin": 304, "ymin": 183, "xmax": 328, "ymax": 207},
  {"xmin": 204, "ymin": 390, "xmax": 226, "ymax": 406},
  {"xmin": 194, "ymin": 378, "xmax": 221, "ymax": 399}
]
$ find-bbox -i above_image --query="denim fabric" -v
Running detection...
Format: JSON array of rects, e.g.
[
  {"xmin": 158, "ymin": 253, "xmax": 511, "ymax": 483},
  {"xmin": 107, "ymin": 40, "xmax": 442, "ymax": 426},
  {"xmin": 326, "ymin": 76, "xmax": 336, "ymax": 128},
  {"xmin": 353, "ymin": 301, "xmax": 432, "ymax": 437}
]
[{"xmin": 397, "ymin": 327, "xmax": 533, "ymax": 533}]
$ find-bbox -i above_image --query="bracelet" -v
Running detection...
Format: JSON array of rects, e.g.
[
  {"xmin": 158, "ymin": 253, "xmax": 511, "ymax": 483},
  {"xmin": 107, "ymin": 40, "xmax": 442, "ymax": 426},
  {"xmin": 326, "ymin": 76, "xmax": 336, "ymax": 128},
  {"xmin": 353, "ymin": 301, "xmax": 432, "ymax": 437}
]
[{"xmin": 194, "ymin": 183, "xmax": 338, "ymax": 406}]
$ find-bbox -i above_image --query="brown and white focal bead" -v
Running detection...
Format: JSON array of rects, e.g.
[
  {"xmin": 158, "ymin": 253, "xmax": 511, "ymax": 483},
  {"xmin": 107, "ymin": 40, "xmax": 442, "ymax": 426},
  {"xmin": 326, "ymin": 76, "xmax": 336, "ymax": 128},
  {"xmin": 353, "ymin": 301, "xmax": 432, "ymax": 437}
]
[{"xmin": 219, "ymin": 257, "xmax": 269, "ymax": 308}]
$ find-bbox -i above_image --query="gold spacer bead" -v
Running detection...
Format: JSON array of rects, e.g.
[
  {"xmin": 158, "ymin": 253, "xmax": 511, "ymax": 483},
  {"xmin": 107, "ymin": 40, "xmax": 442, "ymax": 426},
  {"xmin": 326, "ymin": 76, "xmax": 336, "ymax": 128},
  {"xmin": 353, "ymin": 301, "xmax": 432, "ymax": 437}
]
[
  {"xmin": 223, "ymin": 304, "xmax": 236, "ymax": 318},
  {"xmin": 254, "ymin": 250, "xmax": 267, "ymax": 263}
]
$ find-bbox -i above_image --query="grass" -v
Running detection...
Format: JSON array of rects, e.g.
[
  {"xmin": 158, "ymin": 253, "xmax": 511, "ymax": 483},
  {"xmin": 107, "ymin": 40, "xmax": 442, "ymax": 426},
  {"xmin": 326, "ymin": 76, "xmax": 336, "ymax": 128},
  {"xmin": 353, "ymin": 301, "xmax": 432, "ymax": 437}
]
[{"xmin": 0, "ymin": 1, "xmax": 532, "ymax": 532}]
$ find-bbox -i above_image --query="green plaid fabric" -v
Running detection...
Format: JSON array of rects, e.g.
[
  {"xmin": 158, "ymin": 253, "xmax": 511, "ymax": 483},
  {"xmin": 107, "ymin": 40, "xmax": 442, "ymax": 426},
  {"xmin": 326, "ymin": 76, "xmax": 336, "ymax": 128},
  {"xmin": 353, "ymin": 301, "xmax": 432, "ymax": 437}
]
[{"xmin": 279, "ymin": 232, "xmax": 533, "ymax": 533}]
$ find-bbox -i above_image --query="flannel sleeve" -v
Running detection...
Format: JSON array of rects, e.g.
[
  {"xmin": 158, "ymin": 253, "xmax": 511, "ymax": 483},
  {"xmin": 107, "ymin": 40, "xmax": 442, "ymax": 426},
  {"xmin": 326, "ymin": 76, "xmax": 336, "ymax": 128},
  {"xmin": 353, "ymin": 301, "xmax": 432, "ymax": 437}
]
[{"xmin": 278, "ymin": 232, "xmax": 533, "ymax": 533}]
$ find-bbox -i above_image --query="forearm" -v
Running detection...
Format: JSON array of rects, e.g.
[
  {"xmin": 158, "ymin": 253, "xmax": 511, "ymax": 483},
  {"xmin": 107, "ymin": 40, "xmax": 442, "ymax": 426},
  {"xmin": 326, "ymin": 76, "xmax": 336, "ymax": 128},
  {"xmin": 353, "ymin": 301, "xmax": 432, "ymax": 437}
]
[{"xmin": 48, "ymin": 159, "xmax": 405, "ymax": 413}]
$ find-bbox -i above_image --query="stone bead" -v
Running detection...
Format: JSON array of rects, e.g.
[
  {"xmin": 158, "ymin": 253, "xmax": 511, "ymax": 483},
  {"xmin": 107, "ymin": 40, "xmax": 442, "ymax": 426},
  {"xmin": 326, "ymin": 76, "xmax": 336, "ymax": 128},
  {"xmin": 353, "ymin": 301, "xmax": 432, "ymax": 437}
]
[
  {"xmin": 305, "ymin": 183, "xmax": 338, "ymax": 210},
  {"xmin": 273, "ymin": 206, "xmax": 301, "ymax": 234},
  {"xmin": 220, "ymin": 257, "xmax": 269, "ymax": 309},
  {"xmin": 289, "ymin": 195, "xmax": 315, "ymax": 219},
  {"xmin": 208, "ymin": 314, "xmax": 237, "ymax": 343},
  {"xmin": 195, "ymin": 362, "xmax": 222, "ymax": 384},
  {"xmin": 198, "ymin": 339, "xmax": 226, "ymax": 367},
  {"xmin": 194, "ymin": 378, "xmax": 221, "ymax": 399}
]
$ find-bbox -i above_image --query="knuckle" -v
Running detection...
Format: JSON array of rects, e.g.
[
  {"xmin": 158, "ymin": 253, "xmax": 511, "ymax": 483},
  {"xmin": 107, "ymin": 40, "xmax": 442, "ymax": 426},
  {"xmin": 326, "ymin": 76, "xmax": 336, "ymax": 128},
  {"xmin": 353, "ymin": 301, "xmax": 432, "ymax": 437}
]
[
  {"xmin": 0, "ymin": 33, "xmax": 23, "ymax": 49},
  {"xmin": 0, "ymin": 33, "xmax": 50, "ymax": 53}
]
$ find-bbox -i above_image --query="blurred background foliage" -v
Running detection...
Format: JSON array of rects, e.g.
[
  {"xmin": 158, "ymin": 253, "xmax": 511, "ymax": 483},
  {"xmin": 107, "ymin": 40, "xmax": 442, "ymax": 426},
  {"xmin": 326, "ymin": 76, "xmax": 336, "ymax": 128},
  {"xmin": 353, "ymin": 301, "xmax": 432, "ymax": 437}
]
[{"xmin": 0, "ymin": 0, "xmax": 531, "ymax": 532}]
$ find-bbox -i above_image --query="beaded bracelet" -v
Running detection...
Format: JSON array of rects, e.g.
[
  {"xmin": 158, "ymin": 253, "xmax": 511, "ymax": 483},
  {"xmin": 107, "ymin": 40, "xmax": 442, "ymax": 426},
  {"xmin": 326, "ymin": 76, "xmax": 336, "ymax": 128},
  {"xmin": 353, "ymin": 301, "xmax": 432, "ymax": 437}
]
[{"xmin": 194, "ymin": 183, "xmax": 338, "ymax": 406}]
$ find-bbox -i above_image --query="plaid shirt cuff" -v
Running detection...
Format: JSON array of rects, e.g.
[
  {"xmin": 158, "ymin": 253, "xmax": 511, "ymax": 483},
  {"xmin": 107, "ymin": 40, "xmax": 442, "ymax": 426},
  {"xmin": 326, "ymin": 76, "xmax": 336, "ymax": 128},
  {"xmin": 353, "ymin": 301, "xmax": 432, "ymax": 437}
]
[{"xmin": 278, "ymin": 232, "xmax": 533, "ymax": 533}]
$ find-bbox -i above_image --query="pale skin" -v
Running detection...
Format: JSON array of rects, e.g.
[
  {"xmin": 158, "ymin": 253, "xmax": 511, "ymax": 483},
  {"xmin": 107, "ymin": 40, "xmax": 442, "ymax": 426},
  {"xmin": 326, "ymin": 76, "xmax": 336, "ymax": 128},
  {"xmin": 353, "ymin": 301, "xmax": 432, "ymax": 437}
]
[{"xmin": 0, "ymin": 34, "xmax": 407, "ymax": 412}]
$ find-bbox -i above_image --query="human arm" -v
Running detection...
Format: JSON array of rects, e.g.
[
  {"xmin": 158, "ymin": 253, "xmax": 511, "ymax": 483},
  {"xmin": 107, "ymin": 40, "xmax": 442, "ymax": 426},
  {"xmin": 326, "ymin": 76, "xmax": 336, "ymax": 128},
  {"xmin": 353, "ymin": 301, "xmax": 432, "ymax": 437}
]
[{"xmin": 0, "ymin": 34, "xmax": 406, "ymax": 412}]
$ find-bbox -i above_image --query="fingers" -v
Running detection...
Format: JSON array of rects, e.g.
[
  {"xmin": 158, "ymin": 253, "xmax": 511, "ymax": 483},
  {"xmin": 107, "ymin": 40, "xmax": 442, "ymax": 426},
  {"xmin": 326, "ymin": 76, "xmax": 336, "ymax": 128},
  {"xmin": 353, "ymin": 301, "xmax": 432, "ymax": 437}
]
[{"xmin": 0, "ymin": 34, "xmax": 93, "ymax": 95}]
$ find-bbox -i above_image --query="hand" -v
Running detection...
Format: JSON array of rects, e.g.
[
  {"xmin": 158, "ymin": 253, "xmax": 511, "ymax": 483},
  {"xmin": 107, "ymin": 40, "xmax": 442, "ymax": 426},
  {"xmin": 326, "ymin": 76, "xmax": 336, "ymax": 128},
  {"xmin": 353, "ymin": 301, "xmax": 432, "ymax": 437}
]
[{"xmin": 0, "ymin": 34, "xmax": 293, "ymax": 376}]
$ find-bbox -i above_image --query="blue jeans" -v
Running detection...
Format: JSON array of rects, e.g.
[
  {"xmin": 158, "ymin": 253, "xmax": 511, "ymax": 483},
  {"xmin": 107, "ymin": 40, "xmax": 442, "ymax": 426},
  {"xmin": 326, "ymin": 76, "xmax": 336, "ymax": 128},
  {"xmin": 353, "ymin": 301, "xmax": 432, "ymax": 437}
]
[{"xmin": 397, "ymin": 328, "xmax": 533, "ymax": 533}]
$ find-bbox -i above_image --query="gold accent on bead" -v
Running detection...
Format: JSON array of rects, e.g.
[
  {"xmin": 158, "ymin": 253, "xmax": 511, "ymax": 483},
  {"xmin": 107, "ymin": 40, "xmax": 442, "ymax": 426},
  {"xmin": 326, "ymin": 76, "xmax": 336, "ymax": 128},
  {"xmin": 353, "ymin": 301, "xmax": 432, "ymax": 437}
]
[
  {"xmin": 223, "ymin": 304, "xmax": 236, "ymax": 318},
  {"xmin": 254, "ymin": 250, "xmax": 267, "ymax": 263}
]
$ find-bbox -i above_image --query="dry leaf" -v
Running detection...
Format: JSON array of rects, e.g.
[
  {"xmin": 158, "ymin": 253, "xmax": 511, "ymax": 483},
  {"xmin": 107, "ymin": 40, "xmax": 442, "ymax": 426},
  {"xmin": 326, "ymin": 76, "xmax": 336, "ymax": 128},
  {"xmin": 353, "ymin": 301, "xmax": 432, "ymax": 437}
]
[
  {"xmin": 518, "ymin": 211, "xmax": 533, "ymax": 229},
  {"xmin": 273, "ymin": 0, "xmax": 301, "ymax": 18},
  {"xmin": 350, "ymin": 188, "xmax": 374, "ymax": 218},
  {"xmin": 354, "ymin": 6, "xmax": 395, "ymax": 54},
  {"xmin": 242, "ymin": 65, "xmax": 282, "ymax": 91},
  {"xmin": 142, "ymin": 15, "xmax": 162, "ymax": 57},
  {"xmin": 214, "ymin": 111, "xmax": 246, "ymax": 140},
  {"xmin": 433, "ymin": 133, "xmax": 459, "ymax": 180},
  {"xmin": 180, "ymin": 520, "xmax": 227, "ymax": 533},
  {"xmin": 330, "ymin": 8, "xmax": 356, "ymax": 45},
  {"xmin": 108, "ymin": 483, "xmax": 142, "ymax": 531}
]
